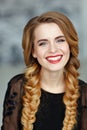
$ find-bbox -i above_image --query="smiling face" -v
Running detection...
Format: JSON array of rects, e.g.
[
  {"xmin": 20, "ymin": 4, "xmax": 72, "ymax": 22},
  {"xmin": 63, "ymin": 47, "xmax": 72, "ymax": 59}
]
[{"xmin": 33, "ymin": 23, "xmax": 70, "ymax": 73}]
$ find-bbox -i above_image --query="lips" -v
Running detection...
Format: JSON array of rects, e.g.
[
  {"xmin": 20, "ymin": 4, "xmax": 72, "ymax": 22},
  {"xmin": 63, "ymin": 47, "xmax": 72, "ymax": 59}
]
[{"xmin": 46, "ymin": 55, "xmax": 63, "ymax": 64}]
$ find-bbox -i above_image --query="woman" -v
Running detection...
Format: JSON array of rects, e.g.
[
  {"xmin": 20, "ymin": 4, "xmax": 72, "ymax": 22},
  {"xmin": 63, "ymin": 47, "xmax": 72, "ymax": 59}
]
[{"xmin": 1, "ymin": 11, "xmax": 87, "ymax": 130}]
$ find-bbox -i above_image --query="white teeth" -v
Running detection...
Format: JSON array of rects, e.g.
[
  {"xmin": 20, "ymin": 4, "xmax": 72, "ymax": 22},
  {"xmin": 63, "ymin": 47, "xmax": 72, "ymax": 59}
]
[{"xmin": 47, "ymin": 56, "xmax": 61, "ymax": 61}]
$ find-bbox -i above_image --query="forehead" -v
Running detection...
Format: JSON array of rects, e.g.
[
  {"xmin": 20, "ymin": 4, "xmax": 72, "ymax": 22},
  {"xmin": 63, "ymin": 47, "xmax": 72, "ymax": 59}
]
[{"xmin": 34, "ymin": 23, "xmax": 64, "ymax": 38}]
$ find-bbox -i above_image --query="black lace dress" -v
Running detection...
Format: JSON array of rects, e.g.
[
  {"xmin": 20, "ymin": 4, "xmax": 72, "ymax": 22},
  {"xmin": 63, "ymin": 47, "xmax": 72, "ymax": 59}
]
[{"xmin": 1, "ymin": 74, "xmax": 87, "ymax": 130}]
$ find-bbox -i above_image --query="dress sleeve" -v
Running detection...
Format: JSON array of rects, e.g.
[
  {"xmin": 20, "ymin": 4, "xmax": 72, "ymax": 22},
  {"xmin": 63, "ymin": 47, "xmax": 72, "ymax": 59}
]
[
  {"xmin": 1, "ymin": 74, "xmax": 24, "ymax": 130},
  {"xmin": 80, "ymin": 80, "xmax": 87, "ymax": 130}
]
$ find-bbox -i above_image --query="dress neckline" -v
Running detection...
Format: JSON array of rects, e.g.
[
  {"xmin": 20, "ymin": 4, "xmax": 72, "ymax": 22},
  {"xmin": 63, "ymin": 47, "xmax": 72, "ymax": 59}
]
[{"xmin": 41, "ymin": 88, "xmax": 65, "ymax": 96}]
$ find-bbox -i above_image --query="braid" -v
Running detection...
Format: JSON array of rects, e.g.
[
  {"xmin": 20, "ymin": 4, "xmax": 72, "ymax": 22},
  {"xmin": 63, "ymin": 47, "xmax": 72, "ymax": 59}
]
[
  {"xmin": 62, "ymin": 57, "xmax": 80, "ymax": 130},
  {"xmin": 21, "ymin": 64, "xmax": 41, "ymax": 130}
]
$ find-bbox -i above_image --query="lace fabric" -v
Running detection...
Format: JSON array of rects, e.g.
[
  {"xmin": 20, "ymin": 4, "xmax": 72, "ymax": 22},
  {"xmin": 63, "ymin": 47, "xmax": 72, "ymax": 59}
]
[
  {"xmin": 1, "ymin": 74, "xmax": 24, "ymax": 130},
  {"xmin": 1, "ymin": 74, "xmax": 87, "ymax": 130}
]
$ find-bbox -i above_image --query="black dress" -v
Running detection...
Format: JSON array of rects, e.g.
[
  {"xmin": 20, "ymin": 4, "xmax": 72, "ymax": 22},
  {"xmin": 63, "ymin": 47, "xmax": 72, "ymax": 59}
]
[{"xmin": 1, "ymin": 74, "xmax": 87, "ymax": 130}]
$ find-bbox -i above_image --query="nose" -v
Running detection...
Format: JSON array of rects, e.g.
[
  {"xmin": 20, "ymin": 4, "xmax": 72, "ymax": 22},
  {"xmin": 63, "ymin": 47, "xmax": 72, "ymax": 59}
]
[{"xmin": 49, "ymin": 42, "xmax": 57, "ymax": 53}]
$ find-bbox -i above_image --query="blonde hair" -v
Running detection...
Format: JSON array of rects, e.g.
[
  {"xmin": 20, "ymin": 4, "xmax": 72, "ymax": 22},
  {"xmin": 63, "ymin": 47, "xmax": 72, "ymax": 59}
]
[{"xmin": 21, "ymin": 11, "xmax": 80, "ymax": 130}]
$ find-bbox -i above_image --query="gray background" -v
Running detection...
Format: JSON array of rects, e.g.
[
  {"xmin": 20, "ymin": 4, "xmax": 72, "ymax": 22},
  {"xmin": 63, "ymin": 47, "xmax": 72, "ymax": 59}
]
[{"xmin": 0, "ymin": 0, "xmax": 87, "ymax": 127}]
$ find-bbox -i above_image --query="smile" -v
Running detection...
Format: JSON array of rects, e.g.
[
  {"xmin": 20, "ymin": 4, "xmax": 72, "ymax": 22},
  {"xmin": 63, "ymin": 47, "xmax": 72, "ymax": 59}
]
[{"xmin": 46, "ymin": 55, "xmax": 63, "ymax": 64}]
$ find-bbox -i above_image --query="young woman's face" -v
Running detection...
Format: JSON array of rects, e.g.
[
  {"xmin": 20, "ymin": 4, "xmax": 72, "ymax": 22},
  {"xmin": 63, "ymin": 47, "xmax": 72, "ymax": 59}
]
[{"xmin": 33, "ymin": 23, "xmax": 70, "ymax": 72}]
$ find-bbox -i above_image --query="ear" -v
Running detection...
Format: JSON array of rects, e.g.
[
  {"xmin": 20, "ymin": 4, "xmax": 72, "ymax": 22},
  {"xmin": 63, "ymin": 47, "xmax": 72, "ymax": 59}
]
[{"xmin": 32, "ymin": 49, "xmax": 37, "ymax": 58}]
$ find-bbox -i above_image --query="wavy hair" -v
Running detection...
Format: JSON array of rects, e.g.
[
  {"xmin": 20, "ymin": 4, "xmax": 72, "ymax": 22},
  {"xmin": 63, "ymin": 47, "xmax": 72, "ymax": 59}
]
[{"xmin": 21, "ymin": 11, "xmax": 80, "ymax": 130}]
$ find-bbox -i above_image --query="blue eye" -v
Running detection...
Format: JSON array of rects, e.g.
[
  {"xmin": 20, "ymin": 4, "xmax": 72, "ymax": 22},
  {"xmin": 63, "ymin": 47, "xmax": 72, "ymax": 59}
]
[
  {"xmin": 38, "ymin": 42, "xmax": 47, "ymax": 46},
  {"xmin": 56, "ymin": 39, "xmax": 65, "ymax": 43}
]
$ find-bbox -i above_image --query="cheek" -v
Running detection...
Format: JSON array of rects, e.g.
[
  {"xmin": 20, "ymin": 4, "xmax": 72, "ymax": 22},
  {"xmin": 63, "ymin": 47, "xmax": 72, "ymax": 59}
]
[
  {"xmin": 63, "ymin": 44, "xmax": 70, "ymax": 58},
  {"xmin": 33, "ymin": 48, "xmax": 43, "ymax": 58},
  {"xmin": 65, "ymin": 46, "xmax": 70, "ymax": 60},
  {"xmin": 37, "ymin": 50, "xmax": 45, "ymax": 58},
  {"xmin": 64, "ymin": 43, "xmax": 70, "ymax": 53}
]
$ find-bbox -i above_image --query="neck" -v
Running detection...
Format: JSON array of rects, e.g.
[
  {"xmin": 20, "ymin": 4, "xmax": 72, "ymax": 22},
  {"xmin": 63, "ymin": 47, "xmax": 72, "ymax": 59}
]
[{"xmin": 40, "ymin": 68, "xmax": 65, "ymax": 93}]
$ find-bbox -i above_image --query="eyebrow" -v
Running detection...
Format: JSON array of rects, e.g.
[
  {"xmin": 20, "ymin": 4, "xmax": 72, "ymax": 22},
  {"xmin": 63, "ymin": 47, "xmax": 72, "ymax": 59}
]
[
  {"xmin": 37, "ymin": 35, "xmax": 65, "ymax": 43},
  {"xmin": 37, "ymin": 39, "xmax": 48, "ymax": 43},
  {"xmin": 55, "ymin": 35, "xmax": 65, "ymax": 40}
]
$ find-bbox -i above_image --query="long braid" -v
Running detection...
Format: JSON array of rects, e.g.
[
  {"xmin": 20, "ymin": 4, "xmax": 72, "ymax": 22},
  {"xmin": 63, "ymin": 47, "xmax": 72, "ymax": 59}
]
[
  {"xmin": 21, "ymin": 64, "xmax": 41, "ymax": 130},
  {"xmin": 62, "ymin": 57, "xmax": 80, "ymax": 130}
]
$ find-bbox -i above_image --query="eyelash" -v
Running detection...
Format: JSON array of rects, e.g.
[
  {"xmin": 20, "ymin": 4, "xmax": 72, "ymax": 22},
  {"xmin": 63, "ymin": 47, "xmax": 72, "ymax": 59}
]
[
  {"xmin": 38, "ymin": 42, "xmax": 47, "ymax": 46},
  {"xmin": 56, "ymin": 39, "xmax": 65, "ymax": 43}
]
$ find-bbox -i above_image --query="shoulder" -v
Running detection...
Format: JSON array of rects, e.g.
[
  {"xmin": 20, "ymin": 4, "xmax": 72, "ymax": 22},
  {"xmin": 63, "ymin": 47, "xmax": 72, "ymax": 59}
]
[
  {"xmin": 8, "ymin": 73, "xmax": 24, "ymax": 89},
  {"xmin": 3, "ymin": 73, "xmax": 25, "ymax": 114},
  {"xmin": 79, "ymin": 79, "xmax": 87, "ymax": 107},
  {"xmin": 5, "ymin": 73, "xmax": 25, "ymax": 99},
  {"xmin": 79, "ymin": 79, "xmax": 87, "ymax": 92},
  {"xmin": 8, "ymin": 73, "xmax": 24, "ymax": 85},
  {"xmin": 2, "ymin": 74, "xmax": 25, "ymax": 129}
]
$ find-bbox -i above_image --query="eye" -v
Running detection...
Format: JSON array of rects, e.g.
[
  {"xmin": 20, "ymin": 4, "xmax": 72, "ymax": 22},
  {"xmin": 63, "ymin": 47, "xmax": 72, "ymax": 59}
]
[
  {"xmin": 38, "ymin": 42, "xmax": 47, "ymax": 46},
  {"xmin": 56, "ymin": 38, "xmax": 65, "ymax": 43}
]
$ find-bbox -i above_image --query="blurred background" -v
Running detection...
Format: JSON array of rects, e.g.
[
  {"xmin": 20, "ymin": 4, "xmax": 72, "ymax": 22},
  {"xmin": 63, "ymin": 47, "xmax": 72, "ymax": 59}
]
[{"xmin": 0, "ymin": 0, "xmax": 87, "ymax": 126}]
